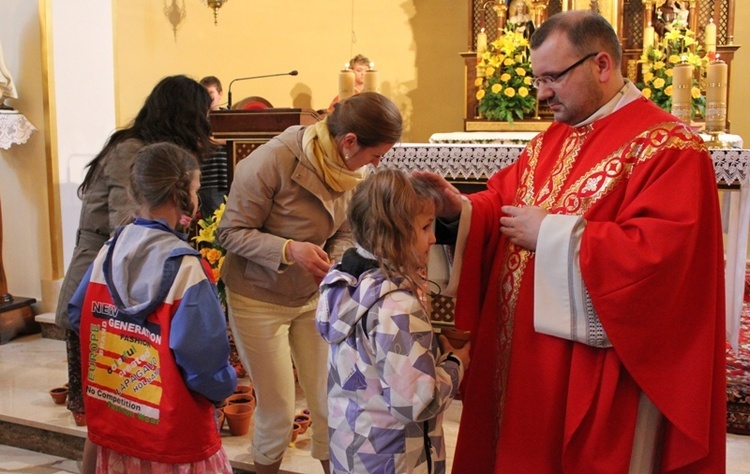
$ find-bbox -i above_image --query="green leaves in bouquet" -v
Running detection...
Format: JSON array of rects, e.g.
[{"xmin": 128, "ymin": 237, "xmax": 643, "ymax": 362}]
[
  {"xmin": 193, "ymin": 200, "xmax": 227, "ymax": 308},
  {"xmin": 637, "ymin": 20, "xmax": 707, "ymax": 119}
]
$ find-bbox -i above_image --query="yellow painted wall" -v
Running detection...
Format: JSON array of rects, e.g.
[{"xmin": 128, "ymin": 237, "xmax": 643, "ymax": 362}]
[
  {"xmin": 729, "ymin": 6, "xmax": 749, "ymax": 139},
  {"xmin": 113, "ymin": 0, "xmax": 469, "ymax": 143}
]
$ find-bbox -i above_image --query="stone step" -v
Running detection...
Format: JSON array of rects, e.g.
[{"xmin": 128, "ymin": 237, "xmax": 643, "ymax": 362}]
[{"xmin": 36, "ymin": 312, "xmax": 65, "ymax": 340}]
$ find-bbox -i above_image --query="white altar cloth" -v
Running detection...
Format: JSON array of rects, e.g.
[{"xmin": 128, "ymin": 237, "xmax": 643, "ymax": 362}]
[
  {"xmin": 382, "ymin": 143, "xmax": 750, "ymax": 351},
  {"xmin": 429, "ymin": 130, "xmax": 743, "ymax": 149},
  {"xmin": 430, "ymin": 131, "xmax": 540, "ymax": 145}
]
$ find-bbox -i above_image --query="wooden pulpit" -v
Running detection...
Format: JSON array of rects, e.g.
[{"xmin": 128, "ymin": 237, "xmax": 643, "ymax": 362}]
[{"xmin": 209, "ymin": 108, "xmax": 323, "ymax": 185}]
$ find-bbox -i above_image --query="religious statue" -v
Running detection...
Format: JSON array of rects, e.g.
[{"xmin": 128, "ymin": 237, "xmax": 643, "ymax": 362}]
[
  {"xmin": 506, "ymin": 0, "xmax": 535, "ymax": 39},
  {"xmin": 0, "ymin": 40, "xmax": 18, "ymax": 111},
  {"xmin": 654, "ymin": 0, "xmax": 689, "ymax": 36}
]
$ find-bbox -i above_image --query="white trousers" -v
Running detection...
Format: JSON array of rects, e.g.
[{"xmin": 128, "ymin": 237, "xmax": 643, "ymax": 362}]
[{"xmin": 227, "ymin": 290, "xmax": 329, "ymax": 465}]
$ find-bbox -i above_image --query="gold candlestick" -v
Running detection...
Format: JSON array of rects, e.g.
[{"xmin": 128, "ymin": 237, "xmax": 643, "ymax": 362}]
[{"xmin": 704, "ymin": 131, "xmax": 730, "ymax": 149}]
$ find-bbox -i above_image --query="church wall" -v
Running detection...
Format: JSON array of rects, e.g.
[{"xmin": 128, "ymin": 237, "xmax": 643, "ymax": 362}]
[
  {"xmin": 112, "ymin": 0, "xmax": 469, "ymax": 143},
  {"xmin": 729, "ymin": 4, "xmax": 749, "ymax": 138}
]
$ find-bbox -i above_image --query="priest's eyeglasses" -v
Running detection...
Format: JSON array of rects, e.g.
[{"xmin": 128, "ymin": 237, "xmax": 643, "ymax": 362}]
[{"xmin": 531, "ymin": 52, "xmax": 599, "ymax": 89}]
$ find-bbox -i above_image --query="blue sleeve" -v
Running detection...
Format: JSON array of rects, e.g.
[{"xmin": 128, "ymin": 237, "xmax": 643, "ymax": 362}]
[
  {"xmin": 66, "ymin": 264, "xmax": 95, "ymax": 335},
  {"xmin": 169, "ymin": 276, "xmax": 237, "ymax": 403}
]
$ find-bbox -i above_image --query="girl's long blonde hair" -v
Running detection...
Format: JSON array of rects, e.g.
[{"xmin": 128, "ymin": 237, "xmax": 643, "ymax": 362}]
[{"xmin": 347, "ymin": 168, "xmax": 436, "ymax": 292}]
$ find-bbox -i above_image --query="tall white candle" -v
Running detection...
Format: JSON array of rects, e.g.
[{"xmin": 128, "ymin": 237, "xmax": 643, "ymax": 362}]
[
  {"xmin": 363, "ymin": 63, "xmax": 378, "ymax": 93},
  {"xmin": 643, "ymin": 23, "xmax": 655, "ymax": 51},
  {"xmin": 338, "ymin": 64, "xmax": 355, "ymax": 101},
  {"xmin": 477, "ymin": 28, "xmax": 487, "ymax": 56},
  {"xmin": 671, "ymin": 61, "xmax": 693, "ymax": 124},
  {"xmin": 705, "ymin": 18, "xmax": 717, "ymax": 55},
  {"xmin": 705, "ymin": 58, "xmax": 728, "ymax": 132}
]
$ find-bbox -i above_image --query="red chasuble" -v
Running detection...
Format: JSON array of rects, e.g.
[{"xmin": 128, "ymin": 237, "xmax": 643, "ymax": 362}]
[{"xmin": 452, "ymin": 97, "xmax": 726, "ymax": 473}]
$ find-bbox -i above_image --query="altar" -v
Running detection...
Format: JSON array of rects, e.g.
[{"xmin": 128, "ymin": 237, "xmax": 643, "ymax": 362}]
[
  {"xmin": 381, "ymin": 143, "xmax": 750, "ymax": 350},
  {"xmin": 463, "ymin": 0, "xmax": 740, "ymax": 132}
]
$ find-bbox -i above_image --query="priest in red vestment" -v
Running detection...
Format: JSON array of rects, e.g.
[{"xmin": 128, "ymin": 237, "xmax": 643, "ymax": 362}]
[{"xmin": 420, "ymin": 10, "xmax": 726, "ymax": 473}]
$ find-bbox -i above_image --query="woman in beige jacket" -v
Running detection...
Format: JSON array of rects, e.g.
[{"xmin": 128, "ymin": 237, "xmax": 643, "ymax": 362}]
[{"xmin": 217, "ymin": 92, "xmax": 402, "ymax": 474}]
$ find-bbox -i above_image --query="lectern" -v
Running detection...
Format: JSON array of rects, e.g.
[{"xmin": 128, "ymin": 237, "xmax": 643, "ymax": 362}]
[{"xmin": 209, "ymin": 108, "xmax": 323, "ymax": 185}]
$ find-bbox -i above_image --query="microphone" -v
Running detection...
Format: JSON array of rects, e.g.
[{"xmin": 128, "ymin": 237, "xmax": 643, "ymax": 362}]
[{"xmin": 227, "ymin": 70, "xmax": 298, "ymax": 109}]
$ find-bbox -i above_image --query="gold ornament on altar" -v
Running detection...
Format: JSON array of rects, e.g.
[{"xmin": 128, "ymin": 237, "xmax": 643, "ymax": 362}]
[
  {"xmin": 475, "ymin": 29, "xmax": 536, "ymax": 123},
  {"xmin": 637, "ymin": 20, "xmax": 706, "ymax": 120}
]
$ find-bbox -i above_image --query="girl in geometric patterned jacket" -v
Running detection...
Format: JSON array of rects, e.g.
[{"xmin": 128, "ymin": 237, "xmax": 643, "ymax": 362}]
[{"xmin": 316, "ymin": 168, "xmax": 471, "ymax": 473}]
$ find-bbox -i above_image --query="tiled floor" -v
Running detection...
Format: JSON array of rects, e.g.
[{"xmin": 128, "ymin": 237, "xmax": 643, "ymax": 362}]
[
  {"xmin": 2, "ymin": 333, "xmax": 750, "ymax": 473},
  {"xmin": 0, "ymin": 333, "xmax": 459, "ymax": 473},
  {"xmin": 0, "ymin": 444, "xmax": 80, "ymax": 473}
]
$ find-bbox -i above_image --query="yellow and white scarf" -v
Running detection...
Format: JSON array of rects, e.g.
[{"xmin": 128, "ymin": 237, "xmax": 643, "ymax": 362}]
[{"xmin": 301, "ymin": 119, "xmax": 366, "ymax": 192}]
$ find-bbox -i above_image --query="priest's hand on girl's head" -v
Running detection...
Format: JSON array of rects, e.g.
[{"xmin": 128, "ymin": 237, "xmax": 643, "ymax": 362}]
[{"xmin": 411, "ymin": 171, "xmax": 463, "ymax": 220}]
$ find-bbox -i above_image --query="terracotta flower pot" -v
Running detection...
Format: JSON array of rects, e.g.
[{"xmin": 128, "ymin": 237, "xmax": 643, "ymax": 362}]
[
  {"xmin": 216, "ymin": 408, "xmax": 226, "ymax": 431},
  {"xmin": 226, "ymin": 393, "xmax": 256, "ymax": 411},
  {"xmin": 224, "ymin": 403, "xmax": 254, "ymax": 436},
  {"xmin": 49, "ymin": 387, "xmax": 68, "ymax": 405},
  {"xmin": 440, "ymin": 327, "xmax": 471, "ymax": 349},
  {"xmin": 72, "ymin": 412, "xmax": 87, "ymax": 427},
  {"xmin": 294, "ymin": 413, "xmax": 312, "ymax": 435},
  {"xmin": 291, "ymin": 421, "xmax": 301, "ymax": 443},
  {"xmin": 233, "ymin": 384, "xmax": 254, "ymax": 399}
]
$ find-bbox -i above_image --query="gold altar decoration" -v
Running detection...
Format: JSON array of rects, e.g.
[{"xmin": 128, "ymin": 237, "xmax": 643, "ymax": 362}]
[
  {"xmin": 637, "ymin": 21, "xmax": 706, "ymax": 119},
  {"xmin": 475, "ymin": 29, "xmax": 536, "ymax": 123}
]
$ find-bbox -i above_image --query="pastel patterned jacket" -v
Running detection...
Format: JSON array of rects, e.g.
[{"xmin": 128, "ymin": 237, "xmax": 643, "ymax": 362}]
[{"xmin": 316, "ymin": 247, "xmax": 464, "ymax": 473}]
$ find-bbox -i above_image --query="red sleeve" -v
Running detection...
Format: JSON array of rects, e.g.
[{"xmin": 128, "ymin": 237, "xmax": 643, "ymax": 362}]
[{"xmin": 454, "ymin": 160, "xmax": 521, "ymax": 333}]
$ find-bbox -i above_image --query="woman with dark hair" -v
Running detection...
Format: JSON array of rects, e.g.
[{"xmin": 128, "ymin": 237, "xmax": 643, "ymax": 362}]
[
  {"xmin": 54, "ymin": 74, "xmax": 212, "ymax": 472},
  {"xmin": 218, "ymin": 91, "xmax": 402, "ymax": 474}
]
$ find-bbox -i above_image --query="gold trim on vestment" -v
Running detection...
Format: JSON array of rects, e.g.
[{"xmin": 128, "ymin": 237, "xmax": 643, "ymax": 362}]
[{"xmin": 493, "ymin": 121, "xmax": 706, "ymax": 435}]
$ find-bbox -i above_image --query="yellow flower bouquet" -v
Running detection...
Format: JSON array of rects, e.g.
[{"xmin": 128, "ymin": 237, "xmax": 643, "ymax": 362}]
[
  {"xmin": 475, "ymin": 29, "xmax": 536, "ymax": 123},
  {"xmin": 638, "ymin": 22, "xmax": 706, "ymax": 119},
  {"xmin": 193, "ymin": 201, "xmax": 227, "ymax": 306}
]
